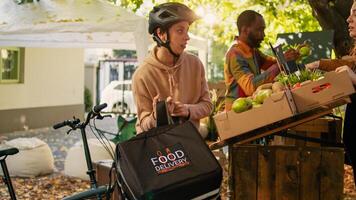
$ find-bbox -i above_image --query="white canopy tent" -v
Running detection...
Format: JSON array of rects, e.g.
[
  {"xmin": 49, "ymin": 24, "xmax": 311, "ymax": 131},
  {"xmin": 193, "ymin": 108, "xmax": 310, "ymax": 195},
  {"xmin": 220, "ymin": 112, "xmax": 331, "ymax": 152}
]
[
  {"xmin": 0, "ymin": 0, "xmax": 208, "ymax": 64},
  {"xmin": 0, "ymin": 0, "xmax": 150, "ymax": 63},
  {"xmin": 0, "ymin": 0, "xmax": 208, "ymax": 133}
]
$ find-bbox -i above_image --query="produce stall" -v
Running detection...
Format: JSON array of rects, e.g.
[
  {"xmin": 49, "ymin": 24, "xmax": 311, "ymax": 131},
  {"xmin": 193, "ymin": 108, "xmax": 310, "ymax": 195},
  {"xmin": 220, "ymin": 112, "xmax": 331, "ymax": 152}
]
[
  {"xmin": 210, "ymin": 85, "xmax": 352, "ymax": 199},
  {"xmin": 211, "ymin": 70, "xmax": 354, "ymax": 149},
  {"xmin": 210, "ymin": 97, "xmax": 348, "ymax": 150},
  {"xmin": 209, "ymin": 54, "xmax": 355, "ymax": 199}
]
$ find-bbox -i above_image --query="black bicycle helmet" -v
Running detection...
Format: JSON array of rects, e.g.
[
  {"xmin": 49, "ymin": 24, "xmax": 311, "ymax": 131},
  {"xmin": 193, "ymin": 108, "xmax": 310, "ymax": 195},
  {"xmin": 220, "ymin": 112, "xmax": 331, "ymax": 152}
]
[
  {"xmin": 148, "ymin": 3, "xmax": 199, "ymax": 58},
  {"xmin": 148, "ymin": 2, "xmax": 199, "ymax": 34}
]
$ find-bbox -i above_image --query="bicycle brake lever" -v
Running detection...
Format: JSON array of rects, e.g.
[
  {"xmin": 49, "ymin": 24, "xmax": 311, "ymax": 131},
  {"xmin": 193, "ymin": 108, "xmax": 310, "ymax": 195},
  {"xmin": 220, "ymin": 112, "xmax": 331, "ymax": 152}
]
[
  {"xmin": 96, "ymin": 114, "xmax": 111, "ymax": 120},
  {"xmin": 96, "ymin": 114, "xmax": 104, "ymax": 120},
  {"xmin": 66, "ymin": 129, "xmax": 72, "ymax": 135}
]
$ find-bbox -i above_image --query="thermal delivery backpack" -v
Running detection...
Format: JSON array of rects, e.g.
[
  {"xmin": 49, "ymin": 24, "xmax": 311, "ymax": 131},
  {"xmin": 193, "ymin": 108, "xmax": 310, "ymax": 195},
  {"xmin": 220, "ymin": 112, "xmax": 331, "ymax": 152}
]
[{"xmin": 115, "ymin": 101, "xmax": 222, "ymax": 200}]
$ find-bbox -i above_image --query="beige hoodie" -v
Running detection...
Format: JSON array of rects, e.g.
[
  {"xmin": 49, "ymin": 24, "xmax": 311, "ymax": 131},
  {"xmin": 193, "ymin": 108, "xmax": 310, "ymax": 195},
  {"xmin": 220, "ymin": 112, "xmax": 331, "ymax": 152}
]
[{"xmin": 132, "ymin": 47, "xmax": 212, "ymax": 133}]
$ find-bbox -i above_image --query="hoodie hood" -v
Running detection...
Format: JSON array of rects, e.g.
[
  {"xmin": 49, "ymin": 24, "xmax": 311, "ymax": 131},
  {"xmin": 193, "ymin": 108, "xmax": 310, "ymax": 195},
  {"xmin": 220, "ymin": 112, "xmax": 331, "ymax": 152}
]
[
  {"xmin": 144, "ymin": 46, "xmax": 185, "ymax": 70},
  {"xmin": 144, "ymin": 46, "xmax": 186, "ymax": 96}
]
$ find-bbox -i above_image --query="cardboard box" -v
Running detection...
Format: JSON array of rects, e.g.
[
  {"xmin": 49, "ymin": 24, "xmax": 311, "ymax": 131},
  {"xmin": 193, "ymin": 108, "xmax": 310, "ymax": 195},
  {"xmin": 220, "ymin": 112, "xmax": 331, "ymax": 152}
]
[
  {"xmin": 291, "ymin": 70, "xmax": 355, "ymax": 113},
  {"xmin": 214, "ymin": 91, "xmax": 296, "ymax": 141},
  {"xmin": 213, "ymin": 71, "xmax": 354, "ymax": 141}
]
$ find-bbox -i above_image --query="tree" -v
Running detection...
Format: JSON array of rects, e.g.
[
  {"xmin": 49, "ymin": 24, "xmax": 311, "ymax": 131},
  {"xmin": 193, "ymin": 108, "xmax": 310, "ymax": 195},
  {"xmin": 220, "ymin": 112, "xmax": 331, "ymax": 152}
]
[
  {"xmin": 108, "ymin": 0, "xmax": 143, "ymax": 11},
  {"xmin": 113, "ymin": 0, "xmax": 353, "ymax": 79},
  {"xmin": 308, "ymin": 0, "xmax": 353, "ymax": 57}
]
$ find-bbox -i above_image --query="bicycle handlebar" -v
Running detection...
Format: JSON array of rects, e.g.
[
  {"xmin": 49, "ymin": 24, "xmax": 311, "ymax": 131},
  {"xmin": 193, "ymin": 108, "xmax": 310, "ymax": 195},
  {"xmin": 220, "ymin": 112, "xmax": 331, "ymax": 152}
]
[
  {"xmin": 53, "ymin": 103, "xmax": 108, "ymax": 130},
  {"xmin": 53, "ymin": 119, "xmax": 80, "ymax": 129},
  {"xmin": 93, "ymin": 103, "xmax": 107, "ymax": 114}
]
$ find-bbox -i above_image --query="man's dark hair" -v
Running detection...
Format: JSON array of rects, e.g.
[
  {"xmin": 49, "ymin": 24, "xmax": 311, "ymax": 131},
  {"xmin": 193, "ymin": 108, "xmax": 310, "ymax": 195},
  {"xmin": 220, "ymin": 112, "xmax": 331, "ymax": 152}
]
[{"xmin": 236, "ymin": 10, "xmax": 263, "ymax": 33}]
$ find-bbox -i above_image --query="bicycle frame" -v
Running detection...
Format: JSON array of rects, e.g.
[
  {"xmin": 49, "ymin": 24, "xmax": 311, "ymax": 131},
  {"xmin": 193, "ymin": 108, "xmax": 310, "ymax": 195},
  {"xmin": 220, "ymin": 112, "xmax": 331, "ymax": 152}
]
[
  {"xmin": 54, "ymin": 103, "xmax": 111, "ymax": 200},
  {"xmin": 0, "ymin": 147, "xmax": 19, "ymax": 200}
]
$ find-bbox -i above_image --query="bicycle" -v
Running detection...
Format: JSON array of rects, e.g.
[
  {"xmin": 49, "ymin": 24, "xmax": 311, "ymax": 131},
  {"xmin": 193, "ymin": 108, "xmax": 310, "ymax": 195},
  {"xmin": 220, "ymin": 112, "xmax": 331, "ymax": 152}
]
[
  {"xmin": 0, "ymin": 145, "xmax": 19, "ymax": 200},
  {"xmin": 54, "ymin": 103, "xmax": 118, "ymax": 200}
]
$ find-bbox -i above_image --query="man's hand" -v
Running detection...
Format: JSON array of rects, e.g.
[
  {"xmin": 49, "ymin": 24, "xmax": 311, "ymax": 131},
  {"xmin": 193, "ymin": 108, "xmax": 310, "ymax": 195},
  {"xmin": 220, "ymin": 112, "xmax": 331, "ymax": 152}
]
[
  {"xmin": 152, "ymin": 94, "xmax": 161, "ymax": 119},
  {"xmin": 166, "ymin": 96, "xmax": 175, "ymax": 115},
  {"xmin": 284, "ymin": 48, "xmax": 300, "ymax": 62},
  {"xmin": 305, "ymin": 61, "xmax": 320, "ymax": 70},
  {"xmin": 152, "ymin": 96, "xmax": 177, "ymax": 119},
  {"xmin": 172, "ymin": 101, "xmax": 189, "ymax": 118}
]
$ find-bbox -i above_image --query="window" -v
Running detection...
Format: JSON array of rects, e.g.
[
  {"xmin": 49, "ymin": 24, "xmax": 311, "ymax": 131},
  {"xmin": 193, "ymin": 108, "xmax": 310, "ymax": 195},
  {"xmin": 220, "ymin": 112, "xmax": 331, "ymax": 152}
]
[
  {"xmin": 124, "ymin": 63, "xmax": 137, "ymax": 80},
  {"xmin": 0, "ymin": 47, "xmax": 23, "ymax": 83}
]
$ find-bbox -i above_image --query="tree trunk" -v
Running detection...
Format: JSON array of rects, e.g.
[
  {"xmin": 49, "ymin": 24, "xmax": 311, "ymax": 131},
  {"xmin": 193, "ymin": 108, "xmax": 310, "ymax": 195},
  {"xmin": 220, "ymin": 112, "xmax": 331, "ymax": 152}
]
[{"xmin": 308, "ymin": 0, "xmax": 353, "ymax": 57}]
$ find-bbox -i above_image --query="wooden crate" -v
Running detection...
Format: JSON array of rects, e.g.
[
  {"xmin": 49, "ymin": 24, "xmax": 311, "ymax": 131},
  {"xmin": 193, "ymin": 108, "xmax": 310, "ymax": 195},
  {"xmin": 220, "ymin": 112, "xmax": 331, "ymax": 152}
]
[
  {"xmin": 93, "ymin": 160, "xmax": 122, "ymax": 200},
  {"xmin": 230, "ymin": 145, "xmax": 344, "ymax": 200},
  {"xmin": 272, "ymin": 117, "xmax": 342, "ymax": 147}
]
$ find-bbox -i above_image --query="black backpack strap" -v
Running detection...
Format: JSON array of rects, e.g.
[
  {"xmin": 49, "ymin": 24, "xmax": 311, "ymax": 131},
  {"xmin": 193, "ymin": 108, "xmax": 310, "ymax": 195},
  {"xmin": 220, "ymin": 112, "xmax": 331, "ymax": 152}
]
[{"xmin": 156, "ymin": 100, "xmax": 174, "ymax": 127}]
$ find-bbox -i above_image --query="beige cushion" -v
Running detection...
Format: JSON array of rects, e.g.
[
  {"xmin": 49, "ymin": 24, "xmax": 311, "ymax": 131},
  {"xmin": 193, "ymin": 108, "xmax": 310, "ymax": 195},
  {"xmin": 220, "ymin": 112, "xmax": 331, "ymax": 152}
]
[
  {"xmin": 1, "ymin": 137, "xmax": 54, "ymax": 177},
  {"xmin": 64, "ymin": 138, "xmax": 115, "ymax": 180}
]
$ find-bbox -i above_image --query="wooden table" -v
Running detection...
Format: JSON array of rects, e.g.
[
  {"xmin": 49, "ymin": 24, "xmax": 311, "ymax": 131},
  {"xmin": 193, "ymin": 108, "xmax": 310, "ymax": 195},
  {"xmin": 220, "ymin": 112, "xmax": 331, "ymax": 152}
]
[{"xmin": 210, "ymin": 98, "xmax": 350, "ymax": 200}]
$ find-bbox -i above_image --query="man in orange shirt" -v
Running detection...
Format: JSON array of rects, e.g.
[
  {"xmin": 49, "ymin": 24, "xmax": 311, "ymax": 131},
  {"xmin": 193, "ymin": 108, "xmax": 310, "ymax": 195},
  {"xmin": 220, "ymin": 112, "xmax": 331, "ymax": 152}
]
[{"xmin": 224, "ymin": 10, "xmax": 299, "ymax": 110}]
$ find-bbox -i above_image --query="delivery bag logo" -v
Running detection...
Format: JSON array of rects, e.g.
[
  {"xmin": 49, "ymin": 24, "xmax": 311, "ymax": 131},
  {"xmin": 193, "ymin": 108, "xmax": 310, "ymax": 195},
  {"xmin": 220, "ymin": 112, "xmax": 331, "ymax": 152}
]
[{"xmin": 150, "ymin": 143, "xmax": 190, "ymax": 174}]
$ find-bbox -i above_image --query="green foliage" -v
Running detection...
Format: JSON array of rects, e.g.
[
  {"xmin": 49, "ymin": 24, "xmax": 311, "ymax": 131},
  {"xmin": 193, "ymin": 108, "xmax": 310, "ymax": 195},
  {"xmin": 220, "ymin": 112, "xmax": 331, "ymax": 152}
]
[
  {"xmin": 207, "ymin": 89, "xmax": 224, "ymax": 141},
  {"xmin": 210, "ymin": 41, "xmax": 228, "ymax": 82},
  {"xmin": 84, "ymin": 87, "xmax": 93, "ymax": 112},
  {"xmin": 108, "ymin": 0, "xmax": 144, "ymax": 11},
  {"xmin": 111, "ymin": 116, "xmax": 137, "ymax": 143},
  {"xmin": 253, "ymin": 0, "xmax": 321, "ymax": 49},
  {"xmin": 113, "ymin": 0, "xmax": 321, "ymax": 80},
  {"xmin": 276, "ymin": 69, "xmax": 324, "ymax": 87}
]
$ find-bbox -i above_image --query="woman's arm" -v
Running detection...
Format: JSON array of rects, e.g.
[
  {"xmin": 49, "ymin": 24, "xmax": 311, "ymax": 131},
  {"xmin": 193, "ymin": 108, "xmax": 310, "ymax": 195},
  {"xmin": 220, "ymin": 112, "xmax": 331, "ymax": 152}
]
[
  {"xmin": 306, "ymin": 59, "xmax": 354, "ymax": 71},
  {"xmin": 185, "ymin": 62, "xmax": 213, "ymax": 120},
  {"xmin": 132, "ymin": 75, "xmax": 156, "ymax": 133},
  {"xmin": 335, "ymin": 65, "xmax": 356, "ymax": 85}
]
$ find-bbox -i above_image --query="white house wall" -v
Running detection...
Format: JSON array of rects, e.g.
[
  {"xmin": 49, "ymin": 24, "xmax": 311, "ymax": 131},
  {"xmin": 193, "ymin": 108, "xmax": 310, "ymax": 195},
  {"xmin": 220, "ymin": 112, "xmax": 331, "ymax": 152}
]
[{"xmin": 0, "ymin": 48, "xmax": 84, "ymax": 133}]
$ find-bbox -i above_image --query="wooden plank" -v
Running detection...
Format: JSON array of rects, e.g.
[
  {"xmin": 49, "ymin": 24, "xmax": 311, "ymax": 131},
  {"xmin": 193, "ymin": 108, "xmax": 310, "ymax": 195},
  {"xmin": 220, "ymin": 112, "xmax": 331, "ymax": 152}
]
[
  {"xmin": 322, "ymin": 118, "xmax": 342, "ymax": 146},
  {"xmin": 291, "ymin": 118, "xmax": 329, "ymax": 132},
  {"xmin": 231, "ymin": 145, "xmax": 258, "ymax": 200},
  {"xmin": 257, "ymin": 146, "xmax": 276, "ymax": 200},
  {"xmin": 275, "ymin": 147, "xmax": 299, "ymax": 200},
  {"xmin": 283, "ymin": 131, "xmax": 322, "ymax": 147},
  {"xmin": 332, "ymin": 119, "xmax": 342, "ymax": 144},
  {"xmin": 320, "ymin": 148, "xmax": 344, "ymax": 200},
  {"xmin": 270, "ymin": 135, "xmax": 285, "ymax": 145},
  {"xmin": 306, "ymin": 132, "xmax": 321, "ymax": 147},
  {"xmin": 230, "ymin": 145, "xmax": 344, "ymax": 200},
  {"xmin": 299, "ymin": 147, "xmax": 320, "ymax": 200},
  {"xmin": 283, "ymin": 130, "xmax": 303, "ymax": 146}
]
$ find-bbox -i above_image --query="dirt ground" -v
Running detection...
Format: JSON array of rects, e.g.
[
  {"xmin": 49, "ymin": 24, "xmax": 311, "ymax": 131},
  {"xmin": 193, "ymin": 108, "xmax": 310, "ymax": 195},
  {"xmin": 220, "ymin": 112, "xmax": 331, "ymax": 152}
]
[
  {"xmin": 1, "ymin": 121, "xmax": 355, "ymax": 199},
  {"xmin": 1, "ymin": 162, "xmax": 355, "ymax": 199}
]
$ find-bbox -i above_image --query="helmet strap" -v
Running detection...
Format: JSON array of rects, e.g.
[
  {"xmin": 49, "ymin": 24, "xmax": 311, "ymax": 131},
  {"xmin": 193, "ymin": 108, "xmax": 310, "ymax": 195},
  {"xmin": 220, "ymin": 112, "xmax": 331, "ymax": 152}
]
[{"xmin": 153, "ymin": 32, "xmax": 180, "ymax": 61}]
